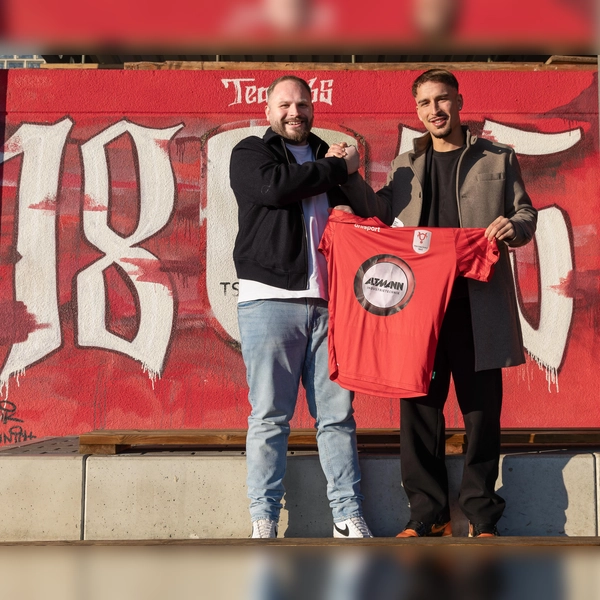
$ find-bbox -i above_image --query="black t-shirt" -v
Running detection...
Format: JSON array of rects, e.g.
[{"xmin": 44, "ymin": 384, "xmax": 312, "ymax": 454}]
[
  {"xmin": 420, "ymin": 145, "xmax": 463, "ymax": 227},
  {"xmin": 420, "ymin": 144, "xmax": 469, "ymax": 298}
]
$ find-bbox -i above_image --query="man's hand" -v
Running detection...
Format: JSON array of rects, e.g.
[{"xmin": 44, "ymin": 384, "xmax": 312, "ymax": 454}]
[
  {"xmin": 325, "ymin": 142, "xmax": 359, "ymax": 175},
  {"xmin": 343, "ymin": 145, "xmax": 359, "ymax": 175},
  {"xmin": 325, "ymin": 142, "xmax": 348, "ymax": 158},
  {"xmin": 330, "ymin": 205, "xmax": 355, "ymax": 214},
  {"xmin": 485, "ymin": 216, "xmax": 516, "ymax": 242}
]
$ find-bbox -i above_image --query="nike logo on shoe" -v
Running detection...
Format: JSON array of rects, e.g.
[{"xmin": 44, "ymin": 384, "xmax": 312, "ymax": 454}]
[
  {"xmin": 334, "ymin": 516, "xmax": 373, "ymax": 538},
  {"xmin": 430, "ymin": 523, "xmax": 449, "ymax": 535}
]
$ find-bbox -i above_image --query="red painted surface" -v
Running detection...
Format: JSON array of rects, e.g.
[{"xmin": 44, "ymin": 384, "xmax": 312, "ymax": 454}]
[
  {"xmin": 0, "ymin": 68, "xmax": 598, "ymax": 443},
  {"xmin": 3, "ymin": 0, "xmax": 594, "ymax": 50}
]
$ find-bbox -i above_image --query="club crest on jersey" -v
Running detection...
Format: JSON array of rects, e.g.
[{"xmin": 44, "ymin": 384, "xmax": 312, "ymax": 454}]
[
  {"xmin": 413, "ymin": 229, "xmax": 432, "ymax": 254},
  {"xmin": 354, "ymin": 254, "xmax": 416, "ymax": 316}
]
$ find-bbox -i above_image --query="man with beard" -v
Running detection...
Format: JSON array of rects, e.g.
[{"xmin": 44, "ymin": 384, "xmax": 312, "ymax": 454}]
[
  {"xmin": 229, "ymin": 75, "xmax": 372, "ymax": 538},
  {"xmin": 330, "ymin": 69, "xmax": 537, "ymax": 537}
]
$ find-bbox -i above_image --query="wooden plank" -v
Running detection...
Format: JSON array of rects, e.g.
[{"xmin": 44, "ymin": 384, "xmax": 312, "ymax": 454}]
[
  {"xmin": 546, "ymin": 55, "xmax": 598, "ymax": 64},
  {"xmin": 79, "ymin": 428, "xmax": 600, "ymax": 455},
  {"xmin": 123, "ymin": 60, "xmax": 597, "ymax": 72},
  {"xmin": 40, "ymin": 63, "xmax": 99, "ymax": 69},
  {"xmin": 79, "ymin": 443, "xmax": 119, "ymax": 455}
]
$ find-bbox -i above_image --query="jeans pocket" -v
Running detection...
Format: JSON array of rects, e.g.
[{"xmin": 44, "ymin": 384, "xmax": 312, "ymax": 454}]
[{"xmin": 238, "ymin": 299, "xmax": 267, "ymax": 311}]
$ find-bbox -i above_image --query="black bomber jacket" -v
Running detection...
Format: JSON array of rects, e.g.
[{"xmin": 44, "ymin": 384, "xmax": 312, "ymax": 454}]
[{"xmin": 229, "ymin": 127, "xmax": 349, "ymax": 290}]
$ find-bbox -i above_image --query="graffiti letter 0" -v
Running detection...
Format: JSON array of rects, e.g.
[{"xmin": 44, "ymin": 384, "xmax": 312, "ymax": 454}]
[
  {"xmin": 0, "ymin": 119, "xmax": 73, "ymax": 397},
  {"xmin": 511, "ymin": 206, "xmax": 574, "ymax": 390},
  {"xmin": 77, "ymin": 121, "xmax": 183, "ymax": 380}
]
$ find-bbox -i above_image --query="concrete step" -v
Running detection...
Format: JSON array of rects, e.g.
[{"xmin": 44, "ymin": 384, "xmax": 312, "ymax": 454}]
[{"xmin": 0, "ymin": 437, "xmax": 598, "ymax": 541}]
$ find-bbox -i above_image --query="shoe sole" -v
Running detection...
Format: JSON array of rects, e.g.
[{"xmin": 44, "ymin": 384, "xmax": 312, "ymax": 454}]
[
  {"xmin": 396, "ymin": 523, "xmax": 452, "ymax": 538},
  {"xmin": 468, "ymin": 524, "xmax": 498, "ymax": 538}
]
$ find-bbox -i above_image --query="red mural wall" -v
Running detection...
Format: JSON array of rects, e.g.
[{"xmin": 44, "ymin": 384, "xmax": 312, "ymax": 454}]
[{"xmin": 0, "ymin": 67, "xmax": 598, "ymax": 444}]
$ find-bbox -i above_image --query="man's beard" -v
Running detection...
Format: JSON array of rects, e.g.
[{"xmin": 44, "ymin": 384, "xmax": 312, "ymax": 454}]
[
  {"xmin": 430, "ymin": 121, "xmax": 451, "ymax": 139},
  {"xmin": 272, "ymin": 118, "xmax": 313, "ymax": 144}
]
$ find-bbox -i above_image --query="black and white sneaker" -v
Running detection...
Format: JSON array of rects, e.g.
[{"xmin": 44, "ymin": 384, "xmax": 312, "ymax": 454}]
[
  {"xmin": 251, "ymin": 518, "xmax": 278, "ymax": 538},
  {"xmin": 333, "ymin": 516, "xmax": 373, "ymax": 538}
]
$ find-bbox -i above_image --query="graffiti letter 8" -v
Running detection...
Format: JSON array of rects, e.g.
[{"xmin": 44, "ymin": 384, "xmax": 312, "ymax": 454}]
[{"xmin": 77, "ymin": 121, "xmax": 183, "ymax": 382}]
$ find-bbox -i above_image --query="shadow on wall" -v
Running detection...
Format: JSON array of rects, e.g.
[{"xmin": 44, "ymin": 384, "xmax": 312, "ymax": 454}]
[
  {"xmin": 282, "ymin": 455, "xmax": 409, "ymax": 538},
  {"xmin": 497, "ymin": 453, "xmax": 573, "ymax": 536},
  {"xmin": 280, "ymin": 452, "xmax": 584, "ymax": 537}
]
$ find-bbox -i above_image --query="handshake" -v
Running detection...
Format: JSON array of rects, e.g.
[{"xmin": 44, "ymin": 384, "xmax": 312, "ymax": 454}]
[{"xmin": 326, "ymin": 142, "xmax": 359, "ymax": 175}]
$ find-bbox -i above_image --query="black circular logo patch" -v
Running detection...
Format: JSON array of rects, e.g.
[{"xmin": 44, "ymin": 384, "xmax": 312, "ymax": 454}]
[{"xmin": 354, "ymin": 254, "xmax": 415, "ymax": 316}]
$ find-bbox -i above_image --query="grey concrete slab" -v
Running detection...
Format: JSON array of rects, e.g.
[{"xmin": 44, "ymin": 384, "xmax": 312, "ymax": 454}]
[
  {"xmin": 0, "ymin": 455, "xmax": 84, "ymax": 541},
  {"xmin": 86, "ymin": 453, "xmax": 408, "ymax": 539},
  {"xmin": 359, "ymin": 456, "xmax": 408, "ymax": 537},
  {"xmin": 84, "ymin": 455, "xmax": 250, "ymax": 540},
  {"xmin": 83, "ymin": 451, "xmax": 600, "ymax": 540},
  {"xmin": 281, "ymin": 455, "xmax": 408, "ymax": 537},
  {"xmin": 497, "ymin": 452, "xmax": 597, "ymax": 536},
  {"xmin": 596, "ymin": 452, "xmax": 600, "ymax": 538}
]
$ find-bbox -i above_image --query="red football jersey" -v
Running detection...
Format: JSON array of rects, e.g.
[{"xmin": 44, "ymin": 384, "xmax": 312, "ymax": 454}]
[{"xmin": 319, "ymin": 210, "xmax": 500, "ymax": 398}]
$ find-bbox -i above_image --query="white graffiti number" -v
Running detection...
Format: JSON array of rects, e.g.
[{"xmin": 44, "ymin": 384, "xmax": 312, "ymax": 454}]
[
  {"xmin": 1, "ymin": 120, "xmax": 182, "ymax": 396},
  {"xmin": 78, "ymin": 121, "xmax": 182, "ymax": 383},
  {"xmin": 511, "ymin": 207, "xmax": 574, "ymax": 391},
  {"xmin": 0, "ymin": 119, "xmax": 73, "ymax": 396}
]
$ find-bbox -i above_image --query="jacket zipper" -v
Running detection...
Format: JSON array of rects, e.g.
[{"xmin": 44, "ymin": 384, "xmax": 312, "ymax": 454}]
[
  {"xmin": 281, "ymin": 138, "xmax": 309, "ymax": 289},
  {"xmin": 454, "ymin": 135, "xmax": 472, "ymax": 228}
]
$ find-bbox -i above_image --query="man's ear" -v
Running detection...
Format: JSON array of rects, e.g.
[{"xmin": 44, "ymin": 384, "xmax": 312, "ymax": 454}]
[{"xmin": 458, "ymin": 94, "xmax": 463, "ymax": 110}]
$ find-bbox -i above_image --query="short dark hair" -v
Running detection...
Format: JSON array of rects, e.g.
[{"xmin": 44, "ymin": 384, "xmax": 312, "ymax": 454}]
[
  {"xmin": 412, "ymin": 69, "xmax": 459, "ymax": 97},
  {"xmin": 266, "ymin": 75, "xmax": 312, "ymax": 101}
]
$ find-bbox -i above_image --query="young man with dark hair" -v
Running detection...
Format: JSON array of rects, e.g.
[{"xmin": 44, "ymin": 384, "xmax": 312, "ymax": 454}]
[
  {"xmin": 331, "ymin": 68, "xmax": 537, "ymax": 538},
  {"xmin": 230, "ymin": 75, "xmax": 372, "ymax": 539}
]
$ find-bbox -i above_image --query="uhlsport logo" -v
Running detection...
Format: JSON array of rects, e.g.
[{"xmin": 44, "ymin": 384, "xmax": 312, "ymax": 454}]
[{"xmin": 354, "ymin": 254, "xmax": 415, "ymax": 316}]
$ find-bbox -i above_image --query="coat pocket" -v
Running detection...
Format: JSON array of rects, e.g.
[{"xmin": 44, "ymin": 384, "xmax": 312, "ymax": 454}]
[{"xmin": 477, "ymin": 172, "xmax": 506, "ymax": 181}]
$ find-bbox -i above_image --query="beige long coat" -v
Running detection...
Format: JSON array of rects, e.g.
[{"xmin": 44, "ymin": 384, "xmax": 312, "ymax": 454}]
[{"xmin": 342, "ymin": 128, "xmax": 538, "ymax": 371}]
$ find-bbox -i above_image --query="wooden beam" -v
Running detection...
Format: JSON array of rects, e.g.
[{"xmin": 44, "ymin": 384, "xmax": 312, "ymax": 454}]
[
  {"xmin": 123, "ymin": 60, "xmax": 597, "ymax": 72},
  {"xmin": 78, "ymin": 428, "xmax": 600, "ymax": 455}
]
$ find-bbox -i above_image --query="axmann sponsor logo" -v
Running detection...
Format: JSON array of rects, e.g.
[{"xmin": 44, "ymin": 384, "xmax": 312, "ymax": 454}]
[
  {"xmin": 354, "ymin": 254, "xmax": 415, "ymax": 316},
  {"xmin": 363, "ymin": 277, "xmax": 404, "ymax": 291}
]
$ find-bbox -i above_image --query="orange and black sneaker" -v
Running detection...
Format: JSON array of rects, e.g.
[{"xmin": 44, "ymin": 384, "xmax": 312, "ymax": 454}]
[
  {"xmin": 396, "ymin": 519, "xmax": 452, "ymax": 538},
  {"xmin": 468, "ymin": 522, "xmax": 499, "ymax": 538}
]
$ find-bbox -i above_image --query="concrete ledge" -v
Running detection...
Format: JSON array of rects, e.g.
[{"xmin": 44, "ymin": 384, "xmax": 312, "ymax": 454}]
[
  {"xmin": 84, "ymin": 455, "xmax": 249, "ymax": 540},
  {"xmin": 0, "ymin": 456, "xmax": 83, "ymax": 541},
  {"xmin": 84, "ymin": 451, "xmax": 598, "ymax": 539},
  {"xmin": 0, "ymin": 438, "xmax": 597, "ymax": 540},
  {"xmin": 498, "ymin": 453, "xmax": 597, "ymax": 537}
]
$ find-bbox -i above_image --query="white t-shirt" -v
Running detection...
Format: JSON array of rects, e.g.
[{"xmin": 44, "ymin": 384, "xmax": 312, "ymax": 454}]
[{"xmin": 238, "ymin": 142, "xmax": 330, "ymax": 302}]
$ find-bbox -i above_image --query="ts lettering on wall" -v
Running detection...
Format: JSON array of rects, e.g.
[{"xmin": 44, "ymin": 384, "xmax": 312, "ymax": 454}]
[
  {"xmin": 0, "ymin": 119, "xmax": 182, "ymax": 398},
  {"xmin": 221, "ymin": 77, "xmax": 334, "ymax": 106}
]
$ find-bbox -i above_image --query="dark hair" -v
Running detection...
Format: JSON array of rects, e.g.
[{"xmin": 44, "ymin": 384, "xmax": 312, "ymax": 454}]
[
  {"xmin": 266, "ymin": 75, "xmax": 312, "ymax": 101},
  {"xmin": 411, "ymin": 69, "xmax": 459, "ymax": 97}
]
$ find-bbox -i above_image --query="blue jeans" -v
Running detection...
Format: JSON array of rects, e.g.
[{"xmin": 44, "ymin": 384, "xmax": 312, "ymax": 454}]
[{"xmin": 238, "ymin": 298, "xmax": 364, "ymax": 523}]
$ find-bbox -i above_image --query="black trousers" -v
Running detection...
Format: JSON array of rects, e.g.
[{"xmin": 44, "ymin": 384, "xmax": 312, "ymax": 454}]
[{"xmin": 400, "ymin": 297, "xmax": 506, "ymax": 525}]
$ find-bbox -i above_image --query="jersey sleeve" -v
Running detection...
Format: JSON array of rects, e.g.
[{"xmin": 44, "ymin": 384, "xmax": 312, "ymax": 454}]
[
  {"xmin": 318, "ymin": 219, "xmax": 334, "ymax": 260},
  {"xmin": 454, "ymin": 228, "xmax": 500, "ymax": 282}
]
